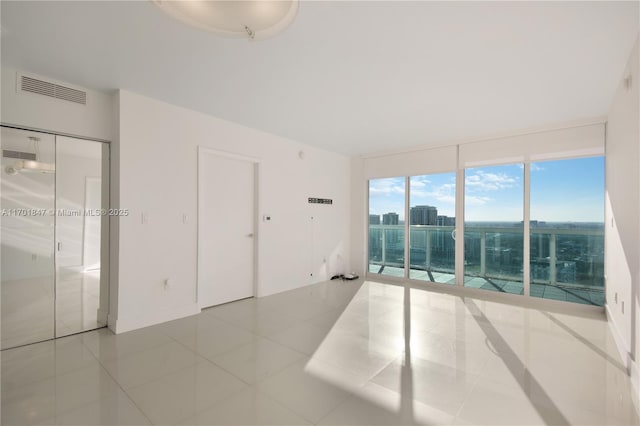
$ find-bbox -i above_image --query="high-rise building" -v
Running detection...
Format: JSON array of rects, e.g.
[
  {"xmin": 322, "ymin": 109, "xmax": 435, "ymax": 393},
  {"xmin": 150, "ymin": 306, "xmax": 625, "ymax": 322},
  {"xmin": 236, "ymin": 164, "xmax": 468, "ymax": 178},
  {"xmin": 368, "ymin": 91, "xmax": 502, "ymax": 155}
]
[
  {"xmin": 382, "ymin": 212, "xmax": 399, "ymax": 225},
  {"xmin": 437, "ymin": 215, "xmax": 456, "ymax": 226},
  {"xmin": 369, "ymin": 214, "xmax": 380, "ymax": 225},
  {"xmin": 410, "ymin": 205, "xmax": 437, "ymax": 225}
]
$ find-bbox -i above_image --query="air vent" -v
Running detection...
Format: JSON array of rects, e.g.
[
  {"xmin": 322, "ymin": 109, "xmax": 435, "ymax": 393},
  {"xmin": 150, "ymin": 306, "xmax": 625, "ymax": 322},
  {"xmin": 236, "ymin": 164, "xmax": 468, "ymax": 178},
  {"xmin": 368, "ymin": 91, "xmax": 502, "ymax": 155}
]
[
  {"xmin": 3, "ymin": 150, "xmax": 37, "ymax": 161},
  {"xmin": 19, "ymin": 74, "xmax": 87, "ymax": 105}
]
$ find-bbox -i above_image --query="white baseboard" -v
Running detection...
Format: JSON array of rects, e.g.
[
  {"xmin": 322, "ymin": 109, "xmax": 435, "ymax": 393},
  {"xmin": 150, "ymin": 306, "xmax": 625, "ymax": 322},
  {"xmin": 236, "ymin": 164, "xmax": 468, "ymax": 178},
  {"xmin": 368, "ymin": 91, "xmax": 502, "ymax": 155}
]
[
  {"xmin": 605, "ymin": 303, "xmax": 640, "ymax": 413},
  {"xmin": 631, "ymin": 358, "xmax": 640, "ymax": 415},
  {"xmin": 110, "ymin": 303, "xmax": 201, "ymax": 334},
  {"xmin": 605, "ymin": 303, "xmax": 631, "ymax": 372}
]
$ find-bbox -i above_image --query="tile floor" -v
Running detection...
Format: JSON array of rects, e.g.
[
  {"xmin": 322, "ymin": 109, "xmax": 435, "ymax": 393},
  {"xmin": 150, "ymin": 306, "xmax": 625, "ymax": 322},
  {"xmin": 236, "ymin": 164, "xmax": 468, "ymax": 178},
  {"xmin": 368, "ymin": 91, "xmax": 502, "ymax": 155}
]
[{"xmin": 2, "ymin": 279, "xmax": 638, "ymax": 425}]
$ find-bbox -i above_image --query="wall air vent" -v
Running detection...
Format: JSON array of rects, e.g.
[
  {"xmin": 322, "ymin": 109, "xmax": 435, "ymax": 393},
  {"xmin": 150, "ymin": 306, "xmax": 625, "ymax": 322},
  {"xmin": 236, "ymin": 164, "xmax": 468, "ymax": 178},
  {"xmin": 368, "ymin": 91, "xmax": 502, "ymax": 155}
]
[{"xmin": 19, "ymin": 74, "xmax": 87, "ymax": 105}]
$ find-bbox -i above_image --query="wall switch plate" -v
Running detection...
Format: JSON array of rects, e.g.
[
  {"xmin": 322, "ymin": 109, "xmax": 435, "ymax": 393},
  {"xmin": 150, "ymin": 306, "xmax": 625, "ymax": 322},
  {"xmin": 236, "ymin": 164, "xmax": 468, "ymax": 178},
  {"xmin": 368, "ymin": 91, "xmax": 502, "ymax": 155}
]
[{"xmin": 141, "ymin": 212, "xmax": 148, "ymax": 224}]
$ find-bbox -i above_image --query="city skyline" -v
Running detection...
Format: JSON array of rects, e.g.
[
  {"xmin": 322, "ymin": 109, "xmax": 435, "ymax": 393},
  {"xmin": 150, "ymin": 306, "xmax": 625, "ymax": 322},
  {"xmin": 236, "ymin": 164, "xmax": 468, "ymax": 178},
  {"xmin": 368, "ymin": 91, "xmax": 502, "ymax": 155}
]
[{"xmin": 369, "ymin": 157, "xmax": 605, "ymax": 223}]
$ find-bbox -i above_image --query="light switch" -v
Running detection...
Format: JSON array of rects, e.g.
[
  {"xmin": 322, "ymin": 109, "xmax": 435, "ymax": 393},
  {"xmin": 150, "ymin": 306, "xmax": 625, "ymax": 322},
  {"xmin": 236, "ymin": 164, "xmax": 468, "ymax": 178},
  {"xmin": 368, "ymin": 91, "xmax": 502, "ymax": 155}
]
[{"xmin": 141, "ymin": 212, "xmax": 148, "ymax": 224}]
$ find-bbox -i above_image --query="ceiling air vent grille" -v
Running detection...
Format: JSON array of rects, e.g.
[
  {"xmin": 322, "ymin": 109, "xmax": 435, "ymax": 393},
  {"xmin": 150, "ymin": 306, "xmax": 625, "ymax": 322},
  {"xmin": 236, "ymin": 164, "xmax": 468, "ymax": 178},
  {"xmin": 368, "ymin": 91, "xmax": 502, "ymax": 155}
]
[{"xmin": 20, "ymin": 75, "xmax": 87, "ymax": 105}]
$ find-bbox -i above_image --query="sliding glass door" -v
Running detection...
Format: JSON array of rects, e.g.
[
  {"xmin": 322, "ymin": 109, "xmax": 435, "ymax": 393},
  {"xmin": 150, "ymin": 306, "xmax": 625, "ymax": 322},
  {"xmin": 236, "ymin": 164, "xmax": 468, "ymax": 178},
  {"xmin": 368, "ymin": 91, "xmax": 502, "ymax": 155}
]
[
  {"xmin": 463, "ymin": 164, "xmax": 524, "ymax": 294},
  {"xmin": 529, "ymin": 157, "xmax": 605, "ymax": 305},
  {"xmin": 408, "ymin": 173, "xmax": 456, "ymax": 284},
  {"xmin": 368, "ymin": 177, "xmax": 406, "ymax": 277}
]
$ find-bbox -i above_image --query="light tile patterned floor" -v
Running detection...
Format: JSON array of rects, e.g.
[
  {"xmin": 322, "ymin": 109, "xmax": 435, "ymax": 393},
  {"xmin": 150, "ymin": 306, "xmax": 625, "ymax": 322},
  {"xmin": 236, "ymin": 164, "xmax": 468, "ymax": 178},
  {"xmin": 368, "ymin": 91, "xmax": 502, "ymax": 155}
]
[{"xmin": 2, "ymin": 279, "xmax": 637, "ymax": 425}]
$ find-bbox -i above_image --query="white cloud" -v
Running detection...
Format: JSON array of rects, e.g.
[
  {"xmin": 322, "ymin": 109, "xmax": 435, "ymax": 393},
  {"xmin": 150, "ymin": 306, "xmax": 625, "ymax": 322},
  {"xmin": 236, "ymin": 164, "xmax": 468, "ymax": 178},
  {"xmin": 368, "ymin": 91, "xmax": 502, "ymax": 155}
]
[
  {"xmin": 411, "ymin": 182, "xmax": 456, "ymax": 204},
  {"xmin": 465, "ymin": 171, "xmax": 518, "ymax": 192},
  {"xmin": 465, "ymin": 195, "xmax": 492, "ymax": 206},
  {"xmin": 369, "ymin": 178, "xmax": 404, "ymax": 196}
]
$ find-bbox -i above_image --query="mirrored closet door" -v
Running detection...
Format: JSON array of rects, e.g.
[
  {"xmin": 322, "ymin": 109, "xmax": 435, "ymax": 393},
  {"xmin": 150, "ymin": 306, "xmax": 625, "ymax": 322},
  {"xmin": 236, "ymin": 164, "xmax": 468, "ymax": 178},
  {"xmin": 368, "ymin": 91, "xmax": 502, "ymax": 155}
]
[{"xmin": 1, "ymin": 127, "xmax": 109, "ymax": 349}]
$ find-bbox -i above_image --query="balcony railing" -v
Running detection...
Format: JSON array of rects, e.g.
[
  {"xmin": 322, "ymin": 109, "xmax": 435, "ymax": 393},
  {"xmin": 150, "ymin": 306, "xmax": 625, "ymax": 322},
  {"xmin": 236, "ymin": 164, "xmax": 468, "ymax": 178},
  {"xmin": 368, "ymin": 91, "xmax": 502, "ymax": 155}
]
[{"xmin": 369, "ymin": 224, "xmax": 604, "ymax": 289}]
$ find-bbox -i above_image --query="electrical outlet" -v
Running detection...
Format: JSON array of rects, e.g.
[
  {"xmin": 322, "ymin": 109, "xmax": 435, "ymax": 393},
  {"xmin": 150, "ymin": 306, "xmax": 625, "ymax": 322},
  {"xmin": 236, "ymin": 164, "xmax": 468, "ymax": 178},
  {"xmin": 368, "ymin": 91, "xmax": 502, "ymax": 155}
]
[{"xmin": 624, "ymin": 75, "xmax": 633, "ymax": 91}]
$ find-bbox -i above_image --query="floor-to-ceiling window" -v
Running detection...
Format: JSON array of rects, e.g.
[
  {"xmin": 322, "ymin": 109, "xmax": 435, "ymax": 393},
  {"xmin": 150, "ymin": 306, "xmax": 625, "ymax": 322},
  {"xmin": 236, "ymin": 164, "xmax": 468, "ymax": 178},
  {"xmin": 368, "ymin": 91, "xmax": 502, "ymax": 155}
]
[
  {"xmin": 409, "ymin": 173, "xmax": 456, "ymax": 284},
  {"xmin": 463, "ymin": 164, "xmax": 524, "ymax": 294},
  {"xmin": 529, "ymin": 156, "xmax": 605, "ymax": 306},
  {"xmin": 368, "ymin": 177, "xmax": 406, "ymax": 277},
  {"xmin": 365, "ymin": 130, "xmax": 605, "ymax": 307}
]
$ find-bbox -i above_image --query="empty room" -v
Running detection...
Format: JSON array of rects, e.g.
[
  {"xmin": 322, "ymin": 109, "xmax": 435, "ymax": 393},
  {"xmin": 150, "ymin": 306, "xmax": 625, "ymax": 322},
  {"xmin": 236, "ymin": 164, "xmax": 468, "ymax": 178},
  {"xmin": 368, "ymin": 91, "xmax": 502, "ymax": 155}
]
[{"xmin": 1, "ymin": 1, "xmax": 639, "ymax": 425}]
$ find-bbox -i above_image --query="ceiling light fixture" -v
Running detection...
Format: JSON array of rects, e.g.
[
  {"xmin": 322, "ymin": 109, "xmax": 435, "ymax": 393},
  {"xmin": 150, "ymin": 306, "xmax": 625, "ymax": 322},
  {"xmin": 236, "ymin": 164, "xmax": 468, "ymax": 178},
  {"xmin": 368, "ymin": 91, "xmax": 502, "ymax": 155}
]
[
  {"xmin": 7, "ymin": 160, "xmax": 56, "ymax": 174},
  {"xmin": 153, "ymin": 0, "xmax": 299, "ymax": 40}
]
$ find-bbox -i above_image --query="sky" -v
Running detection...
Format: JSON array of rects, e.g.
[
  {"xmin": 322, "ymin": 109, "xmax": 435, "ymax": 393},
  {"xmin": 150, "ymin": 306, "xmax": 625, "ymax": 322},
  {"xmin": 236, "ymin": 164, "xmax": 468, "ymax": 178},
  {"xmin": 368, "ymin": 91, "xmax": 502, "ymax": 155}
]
[{"xmin": 369, "ymin": 156, "xmax": 605, "ymax": 223}]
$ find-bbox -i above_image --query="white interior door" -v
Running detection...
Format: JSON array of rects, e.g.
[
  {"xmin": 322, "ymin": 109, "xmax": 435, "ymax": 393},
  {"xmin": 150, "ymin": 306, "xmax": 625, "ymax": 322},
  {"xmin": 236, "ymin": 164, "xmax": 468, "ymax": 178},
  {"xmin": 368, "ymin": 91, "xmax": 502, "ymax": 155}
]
[{"xmin": 198, "ymin": 149, "xmax": 256, "ymax": 308}]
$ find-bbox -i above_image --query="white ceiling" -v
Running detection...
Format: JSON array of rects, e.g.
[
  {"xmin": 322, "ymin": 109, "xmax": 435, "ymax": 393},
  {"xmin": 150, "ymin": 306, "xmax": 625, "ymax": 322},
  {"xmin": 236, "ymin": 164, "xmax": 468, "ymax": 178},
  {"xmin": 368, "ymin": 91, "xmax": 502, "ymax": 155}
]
[{"xmin": 1, "ymin": 1, "xmax": 638, "ymax": 156}]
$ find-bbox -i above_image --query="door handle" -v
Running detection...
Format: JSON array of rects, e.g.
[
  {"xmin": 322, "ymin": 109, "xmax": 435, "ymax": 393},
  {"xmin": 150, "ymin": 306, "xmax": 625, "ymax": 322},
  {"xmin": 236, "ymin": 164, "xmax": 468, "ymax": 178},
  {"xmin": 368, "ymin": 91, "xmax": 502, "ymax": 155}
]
[{"xmin": 57, "ymin": 242, "xmax": 61, "ymax": 251}]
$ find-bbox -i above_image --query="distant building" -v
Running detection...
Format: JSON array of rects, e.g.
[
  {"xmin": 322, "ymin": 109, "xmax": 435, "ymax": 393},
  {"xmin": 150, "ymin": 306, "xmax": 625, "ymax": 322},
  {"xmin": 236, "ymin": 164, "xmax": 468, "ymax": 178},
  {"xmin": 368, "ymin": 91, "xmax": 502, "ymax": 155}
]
[
  {"xmin": 410, "ymin": 205, "xmax": 437, "ymax": 225},
  {"xmin": 382, "ymin": 212, "xmax": 399, "ymax": 225},
  {"xmin": 369, "ymin": 214, "xmax": 380, "ymax": 225},
  {"xmin": 437, "ymin": 215, "xmax": 455, "ymax": 226}
]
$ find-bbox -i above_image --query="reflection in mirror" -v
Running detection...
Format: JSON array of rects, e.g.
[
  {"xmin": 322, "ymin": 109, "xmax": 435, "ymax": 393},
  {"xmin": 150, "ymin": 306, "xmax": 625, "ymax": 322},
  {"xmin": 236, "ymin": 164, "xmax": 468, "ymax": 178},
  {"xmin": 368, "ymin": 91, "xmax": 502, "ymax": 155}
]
[
  {"xmin": 55, "ymin": 136, "xmax": 108, "ymax": 337},
  {"xmin": 1, "ymin": 127, "xmax": 56, "ymax": 349}
]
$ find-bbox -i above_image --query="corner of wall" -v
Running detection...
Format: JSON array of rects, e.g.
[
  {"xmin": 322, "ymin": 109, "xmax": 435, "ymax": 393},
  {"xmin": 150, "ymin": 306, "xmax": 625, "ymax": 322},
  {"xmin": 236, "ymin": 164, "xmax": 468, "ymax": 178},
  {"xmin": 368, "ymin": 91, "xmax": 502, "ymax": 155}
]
[
  {"xmin": 350, "ymin": 156, "xmax": 366, "ymax": 277},
  {"xmin": 108, "ymin": 91, "xmax": 121, "ymax": 331}
]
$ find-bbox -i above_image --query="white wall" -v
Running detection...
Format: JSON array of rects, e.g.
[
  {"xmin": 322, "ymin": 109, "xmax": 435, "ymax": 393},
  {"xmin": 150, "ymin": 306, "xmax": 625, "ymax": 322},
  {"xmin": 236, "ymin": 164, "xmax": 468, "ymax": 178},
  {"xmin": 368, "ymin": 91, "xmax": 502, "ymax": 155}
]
[
  {"xmin": 605, "ymin": 36, "xmax": 640, "ymax": 397},
  {"xmin": 112, "ymin": 90, "xmax": 350, "ymax": 333},
  {"xmin": 1, "ymin": 68, "xmax": 113, "ymax": 142}
]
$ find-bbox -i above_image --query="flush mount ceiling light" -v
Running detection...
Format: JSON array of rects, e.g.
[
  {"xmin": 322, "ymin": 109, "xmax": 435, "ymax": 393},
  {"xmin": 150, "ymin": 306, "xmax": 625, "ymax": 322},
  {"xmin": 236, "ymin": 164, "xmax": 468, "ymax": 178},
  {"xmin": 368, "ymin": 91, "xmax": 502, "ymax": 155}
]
[{"xmin": 153, "ymin": 0, "xmax": 299, "ymax": 40}]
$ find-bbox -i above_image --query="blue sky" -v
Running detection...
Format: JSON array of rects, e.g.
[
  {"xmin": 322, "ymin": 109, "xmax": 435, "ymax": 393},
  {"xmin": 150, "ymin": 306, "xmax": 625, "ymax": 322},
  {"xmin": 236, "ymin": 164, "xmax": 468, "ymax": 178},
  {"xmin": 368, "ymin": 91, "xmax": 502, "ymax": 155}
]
[
  {"xmin": 530, "ymin": 156, "xmax": 604, "ymax": 222},
  {"xmin": 369, "ymin": 156, "xmax": 605, "ymax": 222},
  {"xmin": 368, "ymin": 173, "xmax": 456, "ymax": 221}
]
